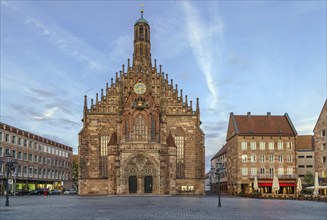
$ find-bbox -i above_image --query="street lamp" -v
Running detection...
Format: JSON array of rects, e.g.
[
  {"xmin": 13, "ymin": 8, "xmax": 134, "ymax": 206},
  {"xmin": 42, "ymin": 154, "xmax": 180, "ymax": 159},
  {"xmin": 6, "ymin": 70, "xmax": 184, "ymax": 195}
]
[
  {"xmin": 211, "ymin": 161, "xmax": 225, "ymax": 207},
  {"xmin": 1, "ymin": 153, "xmax": 17, "ymax": 206}
]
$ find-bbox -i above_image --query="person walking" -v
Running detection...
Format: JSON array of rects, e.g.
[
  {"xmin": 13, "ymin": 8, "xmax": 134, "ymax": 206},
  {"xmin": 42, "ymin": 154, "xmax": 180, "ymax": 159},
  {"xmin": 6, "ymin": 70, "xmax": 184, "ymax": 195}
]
[{"xmin": 44, "ymin": 188, "xmax": 48, "ymax": 198}]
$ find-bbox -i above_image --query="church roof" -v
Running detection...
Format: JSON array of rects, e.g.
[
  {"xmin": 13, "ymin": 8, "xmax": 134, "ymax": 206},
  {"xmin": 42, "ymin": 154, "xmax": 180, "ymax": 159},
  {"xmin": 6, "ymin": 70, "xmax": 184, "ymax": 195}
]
[
  {"xmin": 135, "ymin": 9, "xmax": 149, "ymax": 25},
  {"xmin": 135, "ymin": 17, "xmax": 149, "ymax": 25}
]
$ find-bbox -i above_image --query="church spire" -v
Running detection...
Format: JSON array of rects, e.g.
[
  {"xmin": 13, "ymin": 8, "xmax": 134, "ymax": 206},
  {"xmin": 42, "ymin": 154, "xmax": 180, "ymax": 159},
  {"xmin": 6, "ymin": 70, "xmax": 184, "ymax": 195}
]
[{"xmin": 133, "ymin": 6, "xmax": 151, "ymax": 71}]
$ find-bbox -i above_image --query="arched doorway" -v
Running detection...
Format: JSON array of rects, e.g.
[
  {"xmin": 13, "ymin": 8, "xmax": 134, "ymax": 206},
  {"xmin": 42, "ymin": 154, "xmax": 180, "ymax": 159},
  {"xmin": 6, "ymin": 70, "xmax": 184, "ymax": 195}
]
[
  {"xmin": 123, "ymin": 153, "xmax": 158, "ymax": 194},
  {"xmin": 144, "ymin": 176, "xmax": 153, "ymax": 193},
  {"xmin": 129, "ymin": 176, "xmax": 137, "ymax": 193}
]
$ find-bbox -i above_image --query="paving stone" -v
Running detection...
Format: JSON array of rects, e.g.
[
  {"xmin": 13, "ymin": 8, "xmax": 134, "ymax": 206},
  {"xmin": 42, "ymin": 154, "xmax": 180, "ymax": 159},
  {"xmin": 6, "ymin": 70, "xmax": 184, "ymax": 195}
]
[{"xmin": 0, "ymin": 195, "xmax": 326, "ymax": 220}]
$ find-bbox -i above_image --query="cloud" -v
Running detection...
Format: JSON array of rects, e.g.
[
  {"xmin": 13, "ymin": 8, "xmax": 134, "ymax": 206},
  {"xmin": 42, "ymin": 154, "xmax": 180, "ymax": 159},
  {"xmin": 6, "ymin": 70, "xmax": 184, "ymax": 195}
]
[
  {"xmin": 59, "ymin": 118, "xmax": 81, "ymax": 126},
  {"xmin": 10, "ymin": 104, "xmax": 39, "ymax": 117},
  {"xmin": 107, "ymin": 35, "xmax": 132, "ymax": 64},
  {"xmin": 2, "ymin": 1, "xmax": 108, "ymax": 72},
  {"xmin": 29, "ymin": 88, "xmax": 56, "ymax": 97},
  {"xmin": 181, "ymin": 2, "xmax": 224, "ymax": 108},
  {"xmin": 203, "ymin": 120, "xmax": 228, "ymax": 139},
  {"xmin": 33, "ymin": 107, "xmax": 58, "ymax": 120}
]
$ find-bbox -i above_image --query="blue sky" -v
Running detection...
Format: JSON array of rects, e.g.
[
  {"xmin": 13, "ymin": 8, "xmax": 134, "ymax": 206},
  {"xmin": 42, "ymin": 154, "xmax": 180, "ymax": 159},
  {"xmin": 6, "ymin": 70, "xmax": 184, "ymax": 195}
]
[{"xmin": 1, "ymin": 1, "xmax": 326, "ymax": 171}]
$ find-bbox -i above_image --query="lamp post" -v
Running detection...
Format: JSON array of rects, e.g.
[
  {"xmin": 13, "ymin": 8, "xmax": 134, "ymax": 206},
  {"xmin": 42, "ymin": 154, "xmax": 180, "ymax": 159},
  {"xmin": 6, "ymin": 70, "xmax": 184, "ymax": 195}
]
[
  {"xmin": 1, "ymin": 153, "xmax": 17, "ymax": 206},
  {"xmin": 211, "ymin": 161, "xmax": 225, "ymax": 208}
]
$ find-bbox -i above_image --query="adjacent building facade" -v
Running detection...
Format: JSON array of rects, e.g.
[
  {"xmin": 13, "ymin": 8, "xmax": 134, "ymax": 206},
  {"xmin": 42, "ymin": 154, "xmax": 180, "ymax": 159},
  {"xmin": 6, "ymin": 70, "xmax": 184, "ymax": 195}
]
[
  {"xmin": 226, "ymin": 112, "xmax": 297, "ymax": 195},
  {"xmin": 313, "ymin": 99, "xmax": 327, "ymax": 183},
  {"xmin": 0, "ymin": 122, "xmax": 73, "ymax": 194},
  {"xmin": 78, "ymin": 11, "xmax": 205, "ymax": 195},
  {"xmin": 210, "ymin": 145, "xmax": 227, "ymax": 194},
  {"xmin": 296, "ymin": 135, "xmax": 314, "ymax": 184}
]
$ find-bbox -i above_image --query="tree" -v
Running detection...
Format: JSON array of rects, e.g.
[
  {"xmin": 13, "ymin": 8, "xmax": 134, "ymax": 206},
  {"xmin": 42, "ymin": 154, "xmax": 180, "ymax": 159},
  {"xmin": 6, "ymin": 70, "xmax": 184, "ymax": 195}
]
[{"xmin": 303, "ymin": 171, "xmax": 314, "ymax": 186}]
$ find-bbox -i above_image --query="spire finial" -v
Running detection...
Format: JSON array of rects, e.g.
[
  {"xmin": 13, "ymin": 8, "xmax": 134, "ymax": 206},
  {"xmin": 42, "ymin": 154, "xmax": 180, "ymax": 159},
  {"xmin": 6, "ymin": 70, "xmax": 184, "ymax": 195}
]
[{"xmin": 140, "ymin": 4, "xmax": 144, "ymax": 18}]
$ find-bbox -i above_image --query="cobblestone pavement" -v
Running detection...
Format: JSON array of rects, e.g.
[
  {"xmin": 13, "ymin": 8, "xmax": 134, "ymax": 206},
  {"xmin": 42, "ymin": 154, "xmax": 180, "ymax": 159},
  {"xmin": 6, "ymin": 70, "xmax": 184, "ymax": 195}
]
[{"xmin": 0, "ymin": 195, "xmax": 326, "ymax": 220}]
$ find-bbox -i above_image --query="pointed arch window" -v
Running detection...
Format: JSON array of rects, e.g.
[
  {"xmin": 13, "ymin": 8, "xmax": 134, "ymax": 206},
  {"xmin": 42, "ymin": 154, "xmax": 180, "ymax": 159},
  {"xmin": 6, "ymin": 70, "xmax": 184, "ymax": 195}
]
[
  {"xmin": 151, "ymin": 115, "xmax": 156, "ymax": 142},
  {"xmin": 99, "ymin": 127, "xmax": 110, "ymax": 177},
  {"xmin": 175, "ymin": 127, "xmax": 185, "ymax": 178},
  {"xmin": 133, "ymin": 114, "xmax": 147, "ymax": 141}
]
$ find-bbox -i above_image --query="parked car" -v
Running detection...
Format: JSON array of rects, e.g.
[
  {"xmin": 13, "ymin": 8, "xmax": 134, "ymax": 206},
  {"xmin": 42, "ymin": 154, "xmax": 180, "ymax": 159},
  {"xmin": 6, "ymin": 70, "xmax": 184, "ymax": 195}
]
[
  {"xmin": 64, "ymin": 189, "xmax": 77, "ymax": 195},
  {"xmin": 50, "ymin": 189, "xmax": 61, "ymax": 195},
  {"xmin": 16, "ymin": 189, "xmax": 30, "ymax": 196},
  {"xmin": 30, "ymin": 188, "xmax": 45, "ymax": 195}
]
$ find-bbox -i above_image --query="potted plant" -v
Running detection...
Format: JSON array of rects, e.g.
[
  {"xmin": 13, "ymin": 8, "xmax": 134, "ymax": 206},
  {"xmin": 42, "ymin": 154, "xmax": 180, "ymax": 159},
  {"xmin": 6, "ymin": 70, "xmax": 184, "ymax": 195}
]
[{"xmin": 298, "ymin": 194, "xmax": 305, "ymax": 200}]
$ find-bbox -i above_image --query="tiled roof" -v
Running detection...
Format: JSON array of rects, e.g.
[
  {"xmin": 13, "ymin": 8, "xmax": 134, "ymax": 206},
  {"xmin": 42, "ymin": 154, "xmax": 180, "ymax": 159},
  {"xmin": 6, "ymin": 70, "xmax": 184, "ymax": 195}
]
[
  {"xmin": 211, "ymin": 144, "xmax": 227, "ymax": 160},
  {"xmin": 232, "ymin": 113, "xmax": 297, "ymax": 136},
  {"xmin": 296, "ymin": 135, "xmax": 314, "ymax": 150}
]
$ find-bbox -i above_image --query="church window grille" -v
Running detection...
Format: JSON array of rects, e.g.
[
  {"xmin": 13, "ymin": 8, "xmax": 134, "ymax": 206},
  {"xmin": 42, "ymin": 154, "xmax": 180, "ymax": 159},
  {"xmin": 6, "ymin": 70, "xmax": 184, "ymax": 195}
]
[
  {"xmin": 133, "ymin": 115, "xmax": 147, "ymax": 141},
  {"xmin": 100, "ymin": 136, "xmax": 109, "ymax": 156},
  {"xmin": 151, "ymin": 116, "xmax": 156, "ymax": 142},
  {"xmin": 99, "ymin": 127, "xmax": 110, "ymax": 177},
  {"xmin": 175, "ymin": 136, "xmax": 184, "ymax": 178}
]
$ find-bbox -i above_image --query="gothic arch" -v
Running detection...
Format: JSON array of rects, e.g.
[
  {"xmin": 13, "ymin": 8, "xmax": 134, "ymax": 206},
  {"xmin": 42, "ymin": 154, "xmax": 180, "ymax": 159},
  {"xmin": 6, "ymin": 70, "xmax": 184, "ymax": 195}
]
[
  {"xmin": 175, "ymin": 126, "xmax": 185, "ymax": 136},
  {"xmin": 121, "ymin": 153, "xmax": 160, "ymax": 194},
  {"xmin": 123, "ymin": 153, "xmax": 159, "ymax": 175},
  {"xmin": 99, "ymin": 125, "xmax": 110, "ymax": 135},
  {"xmin": 99, "ymin": 125, "xmax": 110, "ymax": 177}
]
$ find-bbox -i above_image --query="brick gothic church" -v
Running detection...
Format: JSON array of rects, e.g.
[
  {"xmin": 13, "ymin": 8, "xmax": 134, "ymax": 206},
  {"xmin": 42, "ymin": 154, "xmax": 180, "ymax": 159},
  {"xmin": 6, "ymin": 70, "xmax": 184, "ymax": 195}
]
[{"xmin": 78, "ymin": 10, "xmax": 205, "ymax": 195}]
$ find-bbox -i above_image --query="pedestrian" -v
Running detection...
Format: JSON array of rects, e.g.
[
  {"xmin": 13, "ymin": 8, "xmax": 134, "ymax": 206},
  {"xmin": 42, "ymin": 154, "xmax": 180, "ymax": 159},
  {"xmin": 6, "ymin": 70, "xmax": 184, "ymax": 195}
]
[{"xmin": 44, "ymin": 188, "xmax": 48, "ymax": 198}]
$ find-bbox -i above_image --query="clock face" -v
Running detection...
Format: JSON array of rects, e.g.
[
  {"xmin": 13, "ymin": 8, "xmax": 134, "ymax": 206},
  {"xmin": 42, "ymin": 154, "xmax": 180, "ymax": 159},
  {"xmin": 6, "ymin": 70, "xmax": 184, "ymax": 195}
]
[{"xmin": 134, "ymin": 82, "xmax": 146, "ymax": 95}]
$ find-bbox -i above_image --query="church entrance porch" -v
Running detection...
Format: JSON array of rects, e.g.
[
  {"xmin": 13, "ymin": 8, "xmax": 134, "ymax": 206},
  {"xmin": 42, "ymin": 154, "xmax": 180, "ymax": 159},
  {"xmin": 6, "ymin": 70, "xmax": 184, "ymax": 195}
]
[{"xmin": 122, "ymin": 153, "xmax": 159, "ymax": 195}]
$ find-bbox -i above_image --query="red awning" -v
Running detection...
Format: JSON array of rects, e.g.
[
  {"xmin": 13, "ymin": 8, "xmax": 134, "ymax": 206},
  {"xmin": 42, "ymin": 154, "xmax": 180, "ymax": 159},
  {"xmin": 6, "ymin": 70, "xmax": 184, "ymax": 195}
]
[
  {"xmin": 279, "ymin": 183, "xmax": 296, "ymax": 187},
  {"xmin": 258, "ymin": 183, "xmax": 272, "ymax": 187},
  {"xmin": 258, "ymin": 183, "xmax": 296, "ymax": 187}
]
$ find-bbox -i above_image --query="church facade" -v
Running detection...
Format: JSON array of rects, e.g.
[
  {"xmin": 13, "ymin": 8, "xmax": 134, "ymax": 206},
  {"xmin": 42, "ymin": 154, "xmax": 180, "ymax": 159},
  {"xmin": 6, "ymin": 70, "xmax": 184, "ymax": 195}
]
[{"xmin": 78, "ymin": 11, "xmax": 205, "ymax": 195}]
